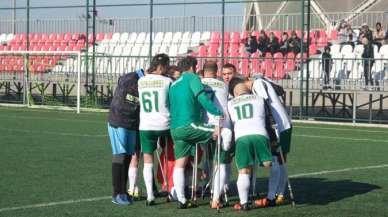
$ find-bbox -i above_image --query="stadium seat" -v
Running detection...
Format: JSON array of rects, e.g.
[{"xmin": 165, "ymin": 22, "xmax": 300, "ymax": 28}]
[
  {"xmin": 200, "ymin": 31, "xmax": 211, "ymax": 42},
  {"xmin": 231, "ymin": 32, "xmax": 240, "ymax": 44},
  {"xmin": 171, "ymin": 32, "xmax": 182, "ymax": 46},
  {"xmin": 163, "ymin": 32, "xmax": 173, "ymax": 45},
  {"xmin": 240, "ymin": 52, "xmax": 249, "ymax": 76},
  {"xmin": 341, "ymin": 44, "xmax": 353, "ymax": 54},
  {"xmin": 331, "ymin": 44, "xmax": 341, "ymax": 55},
  {"xmin": 210, "ymin": 32, "xmax": 220, "ymax": 45},
  {"xmin": 274, "ymin": 52, "xmax": 285, "ymax": 79},
  {"xmin": 251, "ymin": 52, "xmax": 261, "ymax": 73},
  {"xmin": 181, "ymin": 32, "xmax": 192, "ymax": 46},
  {"xmin": 127, "ymin": 32, "xmax": 138, "ymax": 45},
  {"xmin": 111, "ymin": 32, "xmax": 121, "ymax": 43},
  {"xmin": 120, "ymin": 32, "xmax": 129, "ymax": 44},
  {"xmin": 154, "ymin": 32, "xmax": 165, "ymax": 44},
  {"xmin": 190, "ymin": 32, "xmax": 201, "ymax": 47},
  {"xmin": 309, "ymin": 44, "xmax": 317, "ymax": 55}
]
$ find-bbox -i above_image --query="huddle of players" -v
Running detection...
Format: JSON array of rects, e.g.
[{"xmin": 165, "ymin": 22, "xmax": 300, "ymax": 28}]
[{"xmin": 108, "ymin": 53, "xmax": 292, "ymax": 211}]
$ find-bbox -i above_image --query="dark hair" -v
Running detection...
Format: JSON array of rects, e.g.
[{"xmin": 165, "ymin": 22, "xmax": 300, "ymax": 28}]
[
  {"xmin": 197, "ymin": 69, "xmax": 204, "ymax": 77},
  {"xmin": 222, "ymin": 63, "xmax": 236, "ymax": 73},
  {"xmin": 376, "ymin": 22, "xmax": 381, "ymax": 27},
  {"xmin": 167, "ymin": 65, "xmax": 181, "ymax": 78},
  {"xmin": 324, "ymin": 46, "xmax": 331, "ymax": 53},
  {"xmin": 203, "ymin": 61, "xmax": 218, "ymax": 74},
  {"xmin": 148, "ymin": 53, "xmax": 170, "ymax": 73},
  {"xmin": 282, "ymin": 32, "xmax": 288, "ymax": 36},
  {"xmin": 178, "ymin": 56, "xmax": 197, "ymax": 72},
  {"xmin": 228, "ymin": 76, "xmax": 247, "ymax": 97}
]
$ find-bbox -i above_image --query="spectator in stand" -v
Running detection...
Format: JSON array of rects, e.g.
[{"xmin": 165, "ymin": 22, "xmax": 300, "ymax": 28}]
[
  {"xmin": 321, "ymin": 46, "xmax": 333, "ymax": 89},
  {"xmin": 373, "ymin": 22, "xmax": 385, "ymax": 48},
  {"xmin": 340, "ymin": 25, "xmax": 356, "ymax": 48},
  {"xmin": 279, "ymin": 32, "xmax": 290, "ymax": 55},
  {"xmin": 362, "ymin": 37, "xmax": 374, "ymax": 88},
  {"xmin": 257, "ymin": 30, "xmax": 269, "ymax": 55},
  {"xmin": 268, "ymin": 32, "xmax": 280, "ymax": 55},
  {"xmin": 245, "ymin": 33, "xmax": 258, "ymax": 54},
  {"xmin": 288, "ymin": 30, "xmax": 301, "ymax": 54},
  {"xmin": 337, "ymin": 19, "xmax": 349, "ymax": 44},
  {"xmin": 358, "ymin": 23, "xmax": 373, "ymax": 44}
]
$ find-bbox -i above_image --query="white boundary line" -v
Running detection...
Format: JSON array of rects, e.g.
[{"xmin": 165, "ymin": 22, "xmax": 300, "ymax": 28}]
[
  {"xmin": 293, "ymin": 120, "xmax": 388, "ymax": 129},
  {"xmin": 294, "ymin": 125, "xmax": 388, "ymax": 134},
  {"xmin": 296, "ymin": 134, "xmax": 388, "ymax": 143},
  {"xmin": 0, "ymin": 127, "xmax": 106, "ymax": 138},
  {"xmin": 1, "ymin": 164, "xmax": 388, "ymax": 213}
]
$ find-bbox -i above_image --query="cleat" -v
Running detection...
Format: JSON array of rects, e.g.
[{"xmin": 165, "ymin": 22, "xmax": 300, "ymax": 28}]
[
  {"xmin": 128, "ymin": 190, "xmax": 141, "ymax": 201},
  {"xmin": 255, "ymin": 198, "xmax": 276, "ymax": 207},
  {"xmin": 233, "ymin": 203, "xmax": 250, "ymax": 211},
  {"xmin": 275, "ymin": 195, "xmax": 286, "ymax": 205},
  {"xmin": 177, "ymin": 200, "xmax": 197, "ymax": 209},
  {"xmin": 112, "ymin": 194, "xmax": 131, "ymax": 205},
  {"xmin": 145, "ymin": 200, "xmax": 156, "ymax": 206}
]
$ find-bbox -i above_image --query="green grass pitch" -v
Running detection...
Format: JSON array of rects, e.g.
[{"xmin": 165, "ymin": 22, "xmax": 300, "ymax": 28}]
[{"xmin": 1, "ymin": 106, "xmax": 388, "ymax": 217}]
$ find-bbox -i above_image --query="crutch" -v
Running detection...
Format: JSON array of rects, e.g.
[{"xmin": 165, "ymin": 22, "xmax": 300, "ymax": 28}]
[
  {"xmin": 250, "ymin": 150, "xmax": 258, "ymax": 202},
  {"xmin": 278, "ymin": 145, "xmax": 296, "ymax": 207},
  {"xmin": 216, "ymin": 122, "xmax": 222, "ymax": 212},
  {"xmin": 191, "ymin": 143, "xmax": 199, "ymax": 202},
  {"xmin": 156, "ymin": 137, "xmax": 169, "ymax": 201},
  {"xmin": 164, "ymin": 136, "xmax": 170, "ymax": 201}
]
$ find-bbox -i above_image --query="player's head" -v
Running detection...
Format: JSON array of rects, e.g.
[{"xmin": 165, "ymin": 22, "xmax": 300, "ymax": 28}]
[
  {"xmin": 203, "ymin": 61, "xmax": 218, "ymax": 78},
  {"xmin": 148, "ymin": 53, "xmax": 170, "ymax": 75},
  {"xmin": 228, "ymin": 76, "xmax": 249, "ymax": 97},
  {"xmin": 222, "ymin": 63, "xmax": 236, "ymax": 84},
  {"xmin": 178, "ymin": 56, "xmax": 198, "ymax": 73},
  {"xmin": 167, "ymin": 65, "xmax": 182, "ymax": 81}
]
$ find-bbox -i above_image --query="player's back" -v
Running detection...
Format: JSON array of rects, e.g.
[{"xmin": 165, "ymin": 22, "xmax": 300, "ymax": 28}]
[
  {"xmin": 228, "ymin": 94, "xmax": 268, "ymax": 140},
  {"xmin": 138, "ymin": 74, "xmax": 172, "ymax": 131},
  {"xmin": 202, "ymin": 77, "xmax": 230, "ymax": 127}
]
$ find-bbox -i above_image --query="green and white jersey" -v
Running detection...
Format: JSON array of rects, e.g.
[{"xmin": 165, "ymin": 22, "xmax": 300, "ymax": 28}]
[
  {"xmin": 138, "ymin": 74, "xmax": 172, "ymax": 131},
  {"xmin": 202, "ymin": 77, "xmax": 231, "ymax": 129},
  {"xmin": 169, "ymin": 72, "xmax": 223, "ymax": 129},
  {"xmin": 228, "ymin": 94, "xmax": 268, "ymax": 140},
  {"xmin": 252, "ymin": 79, "xmax": 291, "ymax": 132}
]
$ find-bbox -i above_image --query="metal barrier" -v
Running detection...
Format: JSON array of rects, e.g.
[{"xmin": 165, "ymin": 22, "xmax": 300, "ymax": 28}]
[{"xmin": 1, "ymin": 11, "xmax": 387, "ymax": 33}]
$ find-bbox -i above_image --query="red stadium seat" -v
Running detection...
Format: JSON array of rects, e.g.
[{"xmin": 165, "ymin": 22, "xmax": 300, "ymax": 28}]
[
  {"xmin": 210, "ymin": 32, "xmax": 220, "ymax": 45},
  {"xmin": 105, "ymin": 32, "xmax": 113, "ymax": 40},
  {"xmin": 309, "ymin": 44, "xmax": 317, "ymax": 55},
  {"xmin": 96, "ymin": 32, "xmax": 105, "ymax": 41},
  {"xmin": 72, "ymin": 33, "xmax": 80, "ymax": 41},
  {"xmin": 273, "ymin": 52, "xmax": 285, "ymax": 79},
  {"xmin": 262, "ymin": 58, "xmax": 274, "ymax": 79},
  {"xmin": 240, "ymin": 52, "xmax": 249, "ymax": 76},
  {"xmin": 208, "ymin": 45, "xmax": 219, "ymax": 57},
  {"xmin": 231, "ymin": 32, "xmax": 240, "ymax": 44},
  {"xmin": 198, "ymin": 45, "xmax": 208, "ymax": 57},
  {"xmin": 64, "ymin": 32, "xmax": 72, "ymax": 41},
  {"xmin": 251, "ymin": 52, "xmax": 261, "ymax": 73},
  {"xmin": 48, "ymin": 33, "xmax": 57, "ymax": 42},
  {"xmin": 330, "ymin": 30, "xmax": 337, "ymax": 40}
]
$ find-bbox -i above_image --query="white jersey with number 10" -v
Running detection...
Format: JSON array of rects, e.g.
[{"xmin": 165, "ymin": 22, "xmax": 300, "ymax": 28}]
[
  {"xmin": 227, "ymin": 94, "xmax": 268, "ymax": 140},
  {"xmin": 138, "ymin": 74, "xmax": 172, "ymax": 131}
]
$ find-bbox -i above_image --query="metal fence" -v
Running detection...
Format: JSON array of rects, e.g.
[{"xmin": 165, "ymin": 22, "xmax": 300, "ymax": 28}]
[{"xmin": 1, "ymin": 11, "xmax": 387, "ymax": 34}]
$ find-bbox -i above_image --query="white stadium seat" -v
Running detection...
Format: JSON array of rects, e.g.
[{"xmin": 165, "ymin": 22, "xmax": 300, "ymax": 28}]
[
  {"xmin": 120, "ymin": 32, "xmax": 129, "ymax": 44},
  {"xmin": 172, "ymin": 32, "xmax": 182, "ymax": 45},
  {"xmin": 163, "ymin": 32, "xmax": 173, "ymax": 45},
  {"xmin": 135, "ymin": 32, "xmax": 146, "ymax": 45},
  {"xmin": 127, "ymin": 32, "xmax": 138, "ymax": 45},
  {"xmin": 190, "ymin": 32, "xmax": 201, "ymax": 47},
  {"xmin": 340, "ymin": 44, "xmax": 353, "ymax": 54}
]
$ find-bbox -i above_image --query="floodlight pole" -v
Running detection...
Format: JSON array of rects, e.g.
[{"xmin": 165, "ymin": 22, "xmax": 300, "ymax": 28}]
[
  {"xmin": 85, "ymin": 0, "xmax": 89, "ymax": 93},
  {"xmin": 24, "ymin": 0, "xmax": 30, "ymax": 106},
  {"xmin": 149, "ymin": 0, "xmax": 153, "ymax": 66},
  {"xmin": 221, "ymin": 0, "xmax": 225, "ymax": 67},
  {"xmin": 305, "ymin": 0, "xmax": 311, "ymax": 116},
  {"xmin": 12, "ymin": 0, "xmax": 16, "ymax": 34},
  {"xmin": 299, "ymin": 0, "xmax": 305, "ymax": 119},
  {"xmin": 92, "ymin": 0, "xmax": 96, "ymax": 103}
]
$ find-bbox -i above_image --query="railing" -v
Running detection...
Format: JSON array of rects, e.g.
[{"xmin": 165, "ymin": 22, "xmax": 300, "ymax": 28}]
[{"xmin": 0, "ymin": 11, "xmax": 386, "ymax": 34}]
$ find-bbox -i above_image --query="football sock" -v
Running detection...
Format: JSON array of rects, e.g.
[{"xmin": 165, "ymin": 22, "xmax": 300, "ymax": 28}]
[
  {"xmin": 112, "ymin": 154, "xmax": 125, "ymax": 197},
  {"xmin": 237, "ymin": 174, "xmax": 250, "ymax": 205},
  {"xmin": 128, "ymin": 167, "xmax": 138, "ymax": 193},
  {"xmin": 268, "ymin": 156, "xmax": 280, "ymax": 200},
  {"xmin": 173, "ymin": 167, "xmax": 186, "ymax": 204},
  {"xmin": 143, "ymin": 163, "xmax": 155, "ymax": 201},
  {"xmin": 276, "ymin": 164, "xmax": 287, "ymax": 196},
  {"xmin": 121, "ymin": 155, "xmax": 130, "ymax": 194}
]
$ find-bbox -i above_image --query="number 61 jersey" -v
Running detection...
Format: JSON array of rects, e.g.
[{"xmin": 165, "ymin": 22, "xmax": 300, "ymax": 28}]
[
  {"xmin": 227, "ymin": 94, "xmax": 269, "ymax": 140},
  {"xmin": 138, "ymin": 74, "xmax": 173, "ymax": 131}
]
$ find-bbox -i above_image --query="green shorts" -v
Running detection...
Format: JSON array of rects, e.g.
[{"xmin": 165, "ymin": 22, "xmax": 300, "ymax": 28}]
[
  {"xmin": 140, "ymin": 130, "xmax": 170, "ymax": 154},
  {"xmin": 235, "ymin": 134, "xmax": 272, "ymax": 170},
  {"xmin": 171, "ymin": 123, "xmax": 214, "ymax": 159},
  {"xmin": 278, "ymin": 127, "xmax": 292, "ymax": 153}
]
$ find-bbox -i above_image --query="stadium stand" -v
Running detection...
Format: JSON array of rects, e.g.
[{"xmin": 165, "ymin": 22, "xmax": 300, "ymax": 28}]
[{"xmin": 1, "ymin": 29, "xmax": 387, "ymax": 82}]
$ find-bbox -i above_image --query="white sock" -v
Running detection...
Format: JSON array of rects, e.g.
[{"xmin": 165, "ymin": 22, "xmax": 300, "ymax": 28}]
[
  {"xmin": 276, "ymin": 164, "xmax": 287, "ymax": 196},
  {"xmin": 212, "ymin": 164, "xmax": 226, "ymax": 201},
  {"xmin": 268, "ymin": 156, "xmax": 280, "ymax": 200},
  {"xmin": 224, "ymin": 163, "xmax": 231, "ymax": 190},
  {"xmin": 237, "ymin": 174, "xmax": 250, "ymax": 205},
  {"xmin": 173, "ymin": 167, "xmax": 186, "ymax": 204},
  {"xmin": 128, "ymin": 167, "xmax": 138, "ymax": 193},
  {"xmin": 143, "ymin": 163, "xmax": 154, "ymax": 201}
]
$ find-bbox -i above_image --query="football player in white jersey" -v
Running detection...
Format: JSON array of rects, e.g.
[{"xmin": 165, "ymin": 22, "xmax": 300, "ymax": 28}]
[
  {"xmin": 138, "ymin": 54, "xmax": 173, "ymax": 206},
  {"xmin": 227, "ymin": 80, "xmax": 272, "ymax": 211},
  {"xmin": 201, "ymin": 62, "xmax": 233, "ymax": 208},
  {"xmin": 230, "ymin": 76, "xmax": 293, "ymax": 207}
]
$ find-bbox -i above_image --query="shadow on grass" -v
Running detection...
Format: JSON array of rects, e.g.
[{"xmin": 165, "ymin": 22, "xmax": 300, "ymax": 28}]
[{"xmin": 226, "ymin": 177, "xmax": 381, "ymax": 205}]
